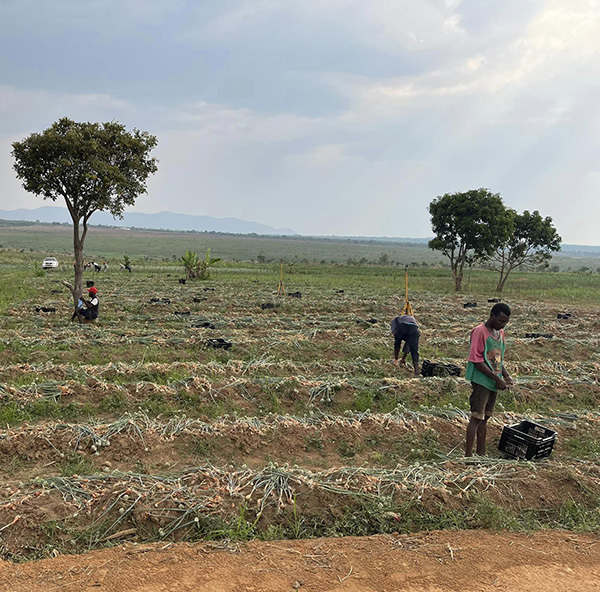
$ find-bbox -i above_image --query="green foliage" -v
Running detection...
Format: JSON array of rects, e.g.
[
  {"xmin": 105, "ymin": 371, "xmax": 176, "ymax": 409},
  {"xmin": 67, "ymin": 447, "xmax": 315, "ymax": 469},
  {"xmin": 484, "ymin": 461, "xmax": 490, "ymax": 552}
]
[
  {"xmin": 181, "ymin": 248, "xmax": 221, "ymax": 279},
  {"xmin": 187, "ymin": 437, "xmax": 216, "ymax": 458},
  {"xmin": 1, "ymin": 224, "xmax": 598, "ymax": 275},
  {"xmin": 428, "ymin": 188, "xmax": 512, "ymax": 291},
  {"xmin": 378, "ymin": 252, "xmax": 390, "ymax": 265},
  {"xmin": 556, "ymin": 498, "xmax": 600, "ymax": 531},
  {"xmin": 352, "ymin": 390, "xmax": 374, "ymax": 412},
  {"xmin": 288, "ymin": 495, "xmax": 306, "ymax": 539},
  {"xmin": 98, "ymin": 392, "xmax": 129, "ymax": 413},
  {"xmin": 469, "ymin": 496, "xmax": 523, "ymax": 530},
  {"xmin": 181, "ymin": 250, "xmax": 200, "ymax": 279},
  {"xmin": 336, "ymin": 439, "xmax": 357, "ymax": 458},
  {"xmin": 0, "ymin": 402, "xmax": 25, "ymax": 425},
  {"xmin": 59, "ymin": 452, "xmax": 96, "ymax": 477},
  {"xmin": 12, "ymin": 118, "xmax": 158, "ymax": 220},
  {"xmin": 395, "ymin": 429, "xmax": 442, "ymax": 463},
  {"xmin": 0, "ymin": 269, "xmax": 33, "ymax": 314},
  {"xmin": 564, "ymin": 434, "xmax": 600, "ymax": 459},
  {"xmin": 490, "ymin": 209, "xmax": 562, "ymax": 292},
  {"xmin": 304, "ymin": 434, "xmax": 324, "ymax": 451},
  {"xmin": 210, "ymin": 504, "xmax": 260, "ymax": 541},
  {"xmin": 0, "ymin": 400, "xmax": 91, "ymax": 426}
]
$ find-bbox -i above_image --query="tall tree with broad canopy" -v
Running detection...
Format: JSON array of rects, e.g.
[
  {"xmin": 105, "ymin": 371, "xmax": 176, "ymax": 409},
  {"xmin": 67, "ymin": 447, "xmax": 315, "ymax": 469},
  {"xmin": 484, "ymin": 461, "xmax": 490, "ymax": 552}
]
[
  {"xmin": 490, "ymin": 209, "xmax": 561, "ymax": 292},
  {"xmin": 428, "ymin": 188, "xmax": 512, "ymax": 291},
  {"xmin": 12, "ymin": 117, "xmax": 158, "ymax": 306}
]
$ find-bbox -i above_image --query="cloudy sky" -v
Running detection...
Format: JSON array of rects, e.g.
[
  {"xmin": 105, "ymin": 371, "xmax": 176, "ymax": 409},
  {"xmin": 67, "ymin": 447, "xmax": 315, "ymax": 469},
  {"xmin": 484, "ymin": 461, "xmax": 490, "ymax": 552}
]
[{"xmin": 1, "ymin": 0, "xmax": 600, "ymax": 243}]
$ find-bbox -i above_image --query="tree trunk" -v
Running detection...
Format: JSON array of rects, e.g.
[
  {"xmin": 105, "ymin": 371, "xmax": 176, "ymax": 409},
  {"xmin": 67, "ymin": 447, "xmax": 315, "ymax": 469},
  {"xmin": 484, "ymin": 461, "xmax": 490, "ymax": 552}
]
[
  {"xmin": 451, "ymin": 263, "xmax": 463, "ymax": 291},
  {"xmin": 453, "ymin": 254, "xmax": 465, "ymax": 292},
  {"xmin": 496, "ymin": 275, "xmax": 505, "ymax": 293},
  {"xmin": 67, "ymin": 220, "xmax": 84, "ymax": 306},
  {"xmin": 495, "ymin": 255, "xmax": 507, "ymax": 293},
  {"xmin": 454, "ymin": 273, "xmax": 463, "ymax": 292},
  {"xmin": 496, "ymin": 269, "xmax": 511, "ymax": 292}
]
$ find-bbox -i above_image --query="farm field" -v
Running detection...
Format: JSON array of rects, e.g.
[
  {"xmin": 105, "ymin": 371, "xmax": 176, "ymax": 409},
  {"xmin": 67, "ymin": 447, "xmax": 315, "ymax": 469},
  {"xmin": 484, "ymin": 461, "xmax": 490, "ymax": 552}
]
[
  {"xmin": 1, "ymin": 248, "xmax": 600, "ymax": 589},
  {"xmin": 0, "ymin": 223, "xmax": 445, "ymax": 266},
  {"xmin": 2, "ymin": 221, "xmax": 600, "ymax": 270}
]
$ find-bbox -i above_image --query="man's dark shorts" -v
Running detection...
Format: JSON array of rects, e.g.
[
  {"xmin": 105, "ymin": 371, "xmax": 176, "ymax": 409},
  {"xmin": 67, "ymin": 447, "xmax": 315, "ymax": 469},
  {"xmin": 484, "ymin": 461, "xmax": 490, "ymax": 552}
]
[{"xmin": 470, "ymin": 382, "xmax": 497, "ymax": 420}]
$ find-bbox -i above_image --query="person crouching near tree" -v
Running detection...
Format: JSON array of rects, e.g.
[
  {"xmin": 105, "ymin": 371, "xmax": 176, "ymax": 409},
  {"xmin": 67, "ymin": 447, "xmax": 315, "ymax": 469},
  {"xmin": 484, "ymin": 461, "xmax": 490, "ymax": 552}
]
[
  {"xmin": 74, "ymin": 286, "xmax": 99, "ymax": 323},
  {"xmin": 465, "ymin": 302, "xmax": 513, "ymax": 456}
]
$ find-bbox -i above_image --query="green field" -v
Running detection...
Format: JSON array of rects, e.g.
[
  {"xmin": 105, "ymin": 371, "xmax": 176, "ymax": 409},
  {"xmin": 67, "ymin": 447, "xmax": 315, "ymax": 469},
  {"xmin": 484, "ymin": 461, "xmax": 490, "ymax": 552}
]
[
  {"xmin": 1, "ymin": 223, "xmax": 600, "ymax": 306},
  {"xmin": 1, "ymin": 228, "xmax": 600, "ymax": 561},
  {"xmin": 2, "ymin": 222, "xmax": 600, "ymax": 271}
]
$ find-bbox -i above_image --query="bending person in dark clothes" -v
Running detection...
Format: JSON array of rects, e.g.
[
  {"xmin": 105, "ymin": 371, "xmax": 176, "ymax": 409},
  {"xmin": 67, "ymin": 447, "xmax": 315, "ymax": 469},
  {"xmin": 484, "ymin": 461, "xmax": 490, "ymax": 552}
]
[{"xmin": 391, "ymin": 314, "xmax": 420, "ymax": 376}]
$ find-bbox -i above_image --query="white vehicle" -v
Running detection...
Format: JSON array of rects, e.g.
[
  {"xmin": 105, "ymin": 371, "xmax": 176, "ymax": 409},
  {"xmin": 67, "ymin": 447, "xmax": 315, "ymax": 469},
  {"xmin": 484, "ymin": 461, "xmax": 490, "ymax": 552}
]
[{"xmin": 42, "ymin": 257, "xmax": 59, "ymax": 269}]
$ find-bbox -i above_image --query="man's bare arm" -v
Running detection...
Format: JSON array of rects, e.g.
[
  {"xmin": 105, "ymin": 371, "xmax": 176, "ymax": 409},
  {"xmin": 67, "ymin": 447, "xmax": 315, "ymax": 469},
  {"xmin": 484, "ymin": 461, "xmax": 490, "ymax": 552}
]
[
  {"xmin": 501, "ymin": 365, "xmax": 513, "ymax": 386},
  {"xmin": 473, "ymin": 361, "xmax": 508, "ymax": 390}
]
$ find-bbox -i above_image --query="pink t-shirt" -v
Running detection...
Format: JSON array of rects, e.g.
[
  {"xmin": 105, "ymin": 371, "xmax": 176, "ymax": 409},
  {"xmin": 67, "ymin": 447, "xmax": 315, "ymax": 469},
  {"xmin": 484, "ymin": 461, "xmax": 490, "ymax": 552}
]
[
  {"xmin": 465, "ymin": 323, "xmax": 506, "ymax": 389},
  {"xmin": 468, "ymin": 323, "xmax": 505, "ymax": 364}
]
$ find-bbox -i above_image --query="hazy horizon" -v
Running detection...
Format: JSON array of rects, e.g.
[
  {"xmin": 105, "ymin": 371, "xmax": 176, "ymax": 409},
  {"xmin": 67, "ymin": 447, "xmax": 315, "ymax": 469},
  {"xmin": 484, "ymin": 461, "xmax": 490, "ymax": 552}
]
[{"xmin": 2, "ymin": 204, "xmax": 600, "ymax": 249}]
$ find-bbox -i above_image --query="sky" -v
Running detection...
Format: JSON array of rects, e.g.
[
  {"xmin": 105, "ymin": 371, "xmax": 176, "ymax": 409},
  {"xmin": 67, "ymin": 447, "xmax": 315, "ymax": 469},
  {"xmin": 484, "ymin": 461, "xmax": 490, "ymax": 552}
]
[{"xmin": 1, "ymin": 0, "xmax": 600, "ymax": 243}]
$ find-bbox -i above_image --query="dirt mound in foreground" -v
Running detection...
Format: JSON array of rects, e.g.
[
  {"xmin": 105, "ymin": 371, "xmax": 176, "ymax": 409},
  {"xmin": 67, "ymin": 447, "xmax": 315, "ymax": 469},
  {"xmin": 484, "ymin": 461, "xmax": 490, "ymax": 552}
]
[{"xmin": 1, "ymin": 530, "xmax": 599, "ymax": 591}]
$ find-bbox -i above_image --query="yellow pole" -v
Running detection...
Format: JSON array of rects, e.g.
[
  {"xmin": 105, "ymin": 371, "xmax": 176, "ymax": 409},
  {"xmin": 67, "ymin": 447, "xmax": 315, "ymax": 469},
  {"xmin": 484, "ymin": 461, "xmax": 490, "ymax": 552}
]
[
  {"xmin": 402, "ymin": 265, "xmax": 413, "ymax": 316},
  {"xmin": 277, "ymin": 261, "xmax": 286, "ymax": 295}
]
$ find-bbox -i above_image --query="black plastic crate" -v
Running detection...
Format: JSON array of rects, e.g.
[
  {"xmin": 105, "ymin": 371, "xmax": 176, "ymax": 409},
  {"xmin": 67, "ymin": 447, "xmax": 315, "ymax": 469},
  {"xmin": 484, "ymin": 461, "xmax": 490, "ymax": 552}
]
[
  {"xmin": 205, "ymin": 338, "xmax": 232, "ymax": 350},
  {"xmin": 420, "ymin": 359, "xmax": 461, "ymax": 377},
  {"xmin": 498, "ymin": 420, "xmax": 557, "ymax": 460}
]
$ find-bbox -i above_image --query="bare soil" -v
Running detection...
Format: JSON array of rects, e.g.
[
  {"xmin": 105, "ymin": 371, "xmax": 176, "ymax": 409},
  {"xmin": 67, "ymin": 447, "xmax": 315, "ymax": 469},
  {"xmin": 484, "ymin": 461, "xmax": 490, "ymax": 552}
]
[{"xmin": 1, "ymin": 530, "xmax": 599, "ymax": 591}]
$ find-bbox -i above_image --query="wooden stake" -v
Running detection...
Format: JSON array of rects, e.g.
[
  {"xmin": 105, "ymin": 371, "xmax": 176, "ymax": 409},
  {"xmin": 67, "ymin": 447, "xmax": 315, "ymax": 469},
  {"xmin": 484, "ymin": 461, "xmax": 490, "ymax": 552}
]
[
  {"xmin": 277, "ymin": 261, "xmax": 286, "ymax": 296},
  {"xmin": 402, "ymin": 264, "xmax": 413, "ymax": 315}
]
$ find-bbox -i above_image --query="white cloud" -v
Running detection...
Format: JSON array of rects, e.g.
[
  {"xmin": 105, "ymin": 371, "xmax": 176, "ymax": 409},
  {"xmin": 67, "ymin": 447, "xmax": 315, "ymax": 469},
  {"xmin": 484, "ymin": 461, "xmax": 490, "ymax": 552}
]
[
  {"xmin": 0, "ymin": 133, "xmax": 42, "ymax": 211},
  {"xmin": 187, "ymin": 0, "xmax": 467, "ymax": 53},
  {"xmin": 302, "ymin": 144, "xmax": 349, "ymax": 167},
  {"xmin": 325, "ymin": 0, "xmax": 600, "ymax": 132},
  {"xmin": 168, "ymin": 101, "xmax": 327, "ymax": 145},
  {"xmin": 0, "ymin": 86, "xmax": 132, "ymax": 136}
]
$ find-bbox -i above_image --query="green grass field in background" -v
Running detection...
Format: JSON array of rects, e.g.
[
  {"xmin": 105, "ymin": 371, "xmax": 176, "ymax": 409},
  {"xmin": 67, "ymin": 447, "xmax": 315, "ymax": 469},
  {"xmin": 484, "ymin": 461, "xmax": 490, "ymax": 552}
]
[
  {"xmin": 1, "ymin": 223, "xmax": 600, "ymax": 311},
  {"xmin": 2, "ymin": 223, "xmax": 599, "ymax": 270}
]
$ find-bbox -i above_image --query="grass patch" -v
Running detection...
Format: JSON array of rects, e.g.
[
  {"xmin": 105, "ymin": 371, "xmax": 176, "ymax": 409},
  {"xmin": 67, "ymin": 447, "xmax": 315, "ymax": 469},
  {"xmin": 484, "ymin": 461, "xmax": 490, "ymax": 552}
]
[
  {"xmin": 186, "ymin": 437, "xmax": 216, "ymax": 459},
  {"xmin": 59, "ymin": 452, "xmax": 97, "ymax": 477},
  {"xmin": 564, "ymin": 434, "xmax": 600, "ymax": 459},
  {"xmin": 393, "ymin": 429, "xmax": 443, "ymax": 463}
]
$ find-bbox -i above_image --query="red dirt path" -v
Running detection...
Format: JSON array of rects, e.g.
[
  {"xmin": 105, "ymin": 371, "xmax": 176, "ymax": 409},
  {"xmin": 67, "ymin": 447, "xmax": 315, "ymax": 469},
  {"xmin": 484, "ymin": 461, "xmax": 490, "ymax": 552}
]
[{"xmin": 1, "ymin": 530, "xmax": 600, "ymax": 591}]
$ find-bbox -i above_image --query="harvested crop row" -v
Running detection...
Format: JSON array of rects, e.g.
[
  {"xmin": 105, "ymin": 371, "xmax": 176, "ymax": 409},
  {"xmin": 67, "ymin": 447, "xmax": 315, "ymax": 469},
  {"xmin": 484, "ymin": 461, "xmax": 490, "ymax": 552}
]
[{"xmin": 0, "ymin": 459, "xmax": 598, "ymax": 560}]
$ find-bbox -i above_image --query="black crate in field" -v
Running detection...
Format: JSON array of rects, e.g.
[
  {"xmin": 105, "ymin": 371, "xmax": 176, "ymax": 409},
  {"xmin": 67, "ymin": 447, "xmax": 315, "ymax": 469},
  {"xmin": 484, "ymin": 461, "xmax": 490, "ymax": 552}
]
[
  {"xmin": 420, "ymin": 359, "xmax": 462, "ymax": 377},
  {"xmin": 498, "ymin": 420, "xmax": 557, "ymax": 460}
]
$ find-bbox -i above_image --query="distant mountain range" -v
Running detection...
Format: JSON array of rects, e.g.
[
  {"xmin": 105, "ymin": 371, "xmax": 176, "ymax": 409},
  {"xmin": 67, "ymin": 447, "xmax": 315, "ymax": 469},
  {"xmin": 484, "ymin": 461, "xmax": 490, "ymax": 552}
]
[
  {"xmin": 0, "ymin": 207, "xmax": 296, "ymax": 236},
  {"xmin": 0, "ymin": 207, "xmax": 598, "ymax": 252}
]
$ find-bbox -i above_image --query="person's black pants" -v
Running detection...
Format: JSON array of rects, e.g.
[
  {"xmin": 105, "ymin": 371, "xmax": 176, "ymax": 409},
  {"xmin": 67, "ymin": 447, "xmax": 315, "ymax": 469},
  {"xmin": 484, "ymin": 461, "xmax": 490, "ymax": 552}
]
[
  {"xmin": 393, "ymin": 324, "xmax": 419, "ymax": 366},
  {"xmin": 79, "ymin": 309, "xmax": 97, "ymax": 320}
]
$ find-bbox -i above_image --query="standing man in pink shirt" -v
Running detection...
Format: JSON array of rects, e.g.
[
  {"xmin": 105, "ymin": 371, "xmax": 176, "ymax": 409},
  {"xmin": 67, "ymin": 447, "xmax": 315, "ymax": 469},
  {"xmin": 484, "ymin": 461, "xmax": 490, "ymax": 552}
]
[{"xmin": 465, "ymin": 303, "xmax": 514, "ymax": 456}]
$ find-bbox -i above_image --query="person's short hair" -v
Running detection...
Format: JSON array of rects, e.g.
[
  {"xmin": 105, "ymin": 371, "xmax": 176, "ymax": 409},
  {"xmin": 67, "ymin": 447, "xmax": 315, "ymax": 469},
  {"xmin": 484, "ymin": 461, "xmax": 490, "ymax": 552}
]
[{"xmin": 491, "ymin": 302, "xmax": 511, "ymax": 317}]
